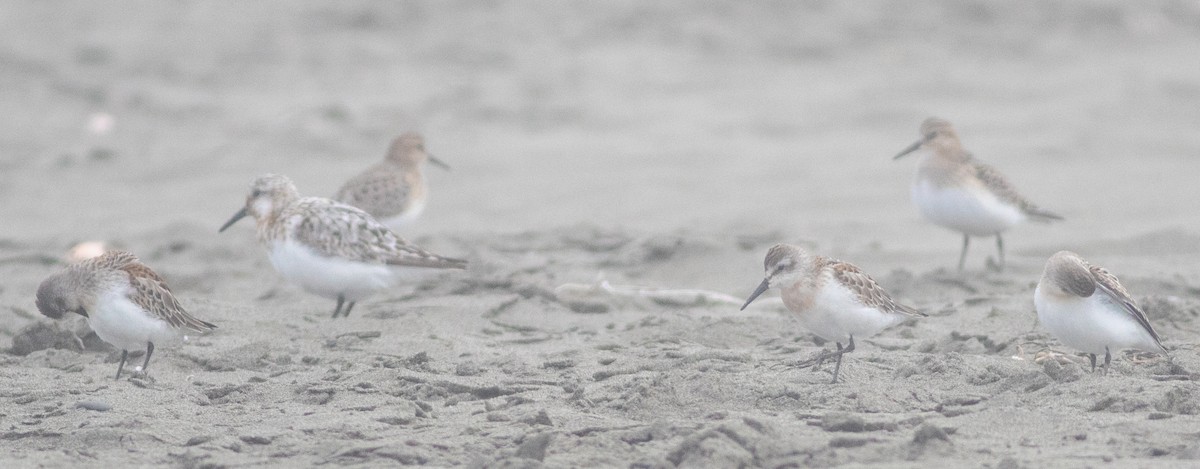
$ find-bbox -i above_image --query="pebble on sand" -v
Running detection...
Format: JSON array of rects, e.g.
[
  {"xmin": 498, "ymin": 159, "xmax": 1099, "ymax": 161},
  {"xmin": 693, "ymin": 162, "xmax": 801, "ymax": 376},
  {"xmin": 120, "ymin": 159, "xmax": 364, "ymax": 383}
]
[{"xmin": 75, "ymin": 400, "xmax": 111, "ymax": 412}]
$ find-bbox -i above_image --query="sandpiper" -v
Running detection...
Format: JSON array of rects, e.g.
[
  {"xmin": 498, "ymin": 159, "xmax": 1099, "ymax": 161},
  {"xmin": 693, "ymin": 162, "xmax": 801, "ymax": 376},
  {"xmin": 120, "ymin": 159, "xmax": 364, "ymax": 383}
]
[
  {"xmin": 741, "ymin": 244, "xmax": 925, "ymax": 383},
  {"xmin": 333, "ymin": 132, "xmax": 448, "ymax": 231},
  {"xmin": 894, "ymin": 117, "xmax": 1062, "ymax": 270},
  {"xmin": 1034, "ymin": 251, "xmax": 1166, "ymax": 374},
  {"xmin": 35, "ymin": 250, "xmax": 216, "ymax": 379},
  {"xmin": 220, "ymin": 174, "xmax": 467, "ymax": 318}
]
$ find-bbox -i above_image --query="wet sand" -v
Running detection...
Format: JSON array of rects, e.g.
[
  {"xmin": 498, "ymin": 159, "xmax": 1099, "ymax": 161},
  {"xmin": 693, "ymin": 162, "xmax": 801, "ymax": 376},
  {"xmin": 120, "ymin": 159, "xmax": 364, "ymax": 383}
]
[{"xmin": 3, "ymin": 1, "xmax": 1200, "ymax": 467}]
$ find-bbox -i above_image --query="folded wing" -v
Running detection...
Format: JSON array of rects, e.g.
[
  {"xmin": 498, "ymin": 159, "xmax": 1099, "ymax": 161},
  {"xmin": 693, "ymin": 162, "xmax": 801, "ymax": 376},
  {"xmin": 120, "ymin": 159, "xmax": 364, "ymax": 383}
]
[
  {"xmin": 291, "ymin": 199, "xmax": 467, "ymax": 269},
  {"xmin": 829, "ymin": 260, "xmax": 925, "ymax": 317},
  {"xmin": 1089, "ymin": 263, "xmax": 1163, "ymax": 350}
]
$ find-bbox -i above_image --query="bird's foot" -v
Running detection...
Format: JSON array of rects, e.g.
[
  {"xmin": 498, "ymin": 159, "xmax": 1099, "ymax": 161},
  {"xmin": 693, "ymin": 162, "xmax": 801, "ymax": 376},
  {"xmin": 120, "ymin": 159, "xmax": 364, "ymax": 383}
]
[{"xmin": 791, "ymin": 349, "xmax": 834, "ymax": 371}]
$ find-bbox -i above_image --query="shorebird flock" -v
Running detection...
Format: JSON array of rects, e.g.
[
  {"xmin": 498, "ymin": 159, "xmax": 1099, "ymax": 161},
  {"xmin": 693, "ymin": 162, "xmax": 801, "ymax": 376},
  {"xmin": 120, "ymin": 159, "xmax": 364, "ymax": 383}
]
[{"xmin": 34, "ymin": 120, "xmax": 1170, "ymax": 383}]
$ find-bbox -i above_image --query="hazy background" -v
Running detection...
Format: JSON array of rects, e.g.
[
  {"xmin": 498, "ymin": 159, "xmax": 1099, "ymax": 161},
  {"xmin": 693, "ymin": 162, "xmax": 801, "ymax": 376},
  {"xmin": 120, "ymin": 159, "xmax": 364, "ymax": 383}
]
[
  {"xmin": 4, "ymin": 2, "xmax": 1200, "ymax": 467},
  {"xmin": 4, "ymin": 1, "xmax": 1200, "ymax": 256}
]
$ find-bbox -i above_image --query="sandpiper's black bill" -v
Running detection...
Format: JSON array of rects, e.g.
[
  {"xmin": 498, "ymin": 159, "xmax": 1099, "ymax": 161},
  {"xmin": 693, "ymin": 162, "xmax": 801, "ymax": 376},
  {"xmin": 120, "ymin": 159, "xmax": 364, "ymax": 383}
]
[
  {"xmin": 740, "ymin": 278, "xmax": 771, "ymax": 311},
  {"xmin": 428, "ymin": 154, "xmax": 451, "ymax": 170},
  {"xmin": 893, "ymin": 139, "xmax": 923, "ymax": 160},
  {"xmin": 219, "ymin": 207, "xmax": 248, "ymax": 233}
]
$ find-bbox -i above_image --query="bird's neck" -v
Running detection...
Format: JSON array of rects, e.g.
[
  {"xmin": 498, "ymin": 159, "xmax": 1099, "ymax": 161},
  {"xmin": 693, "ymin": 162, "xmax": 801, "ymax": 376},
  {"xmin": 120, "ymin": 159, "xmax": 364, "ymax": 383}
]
[{"xmin": 254, "ymin": 199, "xmax": 296, "ymax": 243}]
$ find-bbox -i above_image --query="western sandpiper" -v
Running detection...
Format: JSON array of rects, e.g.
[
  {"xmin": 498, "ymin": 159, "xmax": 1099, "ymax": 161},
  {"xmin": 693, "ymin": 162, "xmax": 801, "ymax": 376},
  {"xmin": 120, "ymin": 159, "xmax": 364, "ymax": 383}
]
[
  {"xmin": 894, "ymin": 117, "xmax": 1062, "ymax": 270},
  {"xmin": 220, "ymin": 173, "xmax": 467, "ymax": 318},
  {"xmin": 1034, "ymin": 250, "xmax": 1166, "ymax": 374},
  {"xmin": 740, "ymin": 244, "xmax": 925, "ymax": 383},
  {"xmin": 35, "ymin": 250, "xmax": 216, "ymax": 379},
  {"xmin": 333, "ymin": 132, "xmax": 448, "ymax": 231}
]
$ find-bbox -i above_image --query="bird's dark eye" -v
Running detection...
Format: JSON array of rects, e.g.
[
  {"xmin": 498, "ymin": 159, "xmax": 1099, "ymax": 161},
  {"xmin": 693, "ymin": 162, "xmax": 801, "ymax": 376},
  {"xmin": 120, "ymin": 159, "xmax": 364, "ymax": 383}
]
[
  {"xmin": 925, "ymin": 132, "xmax": 937, "ymax": 140},
  {"xmin": 251, "ymin": 189, "xmax": 263, "ymax": 197}
]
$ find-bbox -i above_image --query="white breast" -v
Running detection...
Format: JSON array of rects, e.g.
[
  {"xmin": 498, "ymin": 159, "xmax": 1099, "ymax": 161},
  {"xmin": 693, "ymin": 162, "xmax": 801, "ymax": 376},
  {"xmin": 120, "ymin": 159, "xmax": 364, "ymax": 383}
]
[
  {"xmin": 380, "ymin": 198, "xmax": 426, "ymax": 231},
  {"xmin": 89, "ymin": 288, "xmax": 178, "ymax": 351},
  {"xmin": 912, "ymin": 179, "xmax": 1024, "ymax": 236},
  {"xmin": 268, "ymin": 239, "xmax": 398, "ymax": 302},
  {"xmin": 795, "ymin": 280, "xmax": 905, "ymax": 343},
  {"xmin": 1034, "ymin": 285, "xmax": 1162, "ymax": 355}
]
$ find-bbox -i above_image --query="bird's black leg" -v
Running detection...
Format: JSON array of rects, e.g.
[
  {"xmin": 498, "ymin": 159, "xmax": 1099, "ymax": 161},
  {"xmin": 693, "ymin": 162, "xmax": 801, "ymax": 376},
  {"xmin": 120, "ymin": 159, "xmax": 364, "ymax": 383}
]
[
  {"xmin": 1089, "ymin": 353, "xmax": 1097, "ymax": 373},
  {"xmin": 342, "ymin": 302, "xmax": 356, "ymax": 318},
  {"xmin": 830, "ymin": 342, "xmax": 844, "ymax": 383},
  {"xmin": 995, "ymin": 234, "xmax": 1006, "ymax": 271},
  {"xmin": 830, "ymin": 336, "xmax": 857, "ymax": 384},
  {"xmin": 1103, "ymin": 346, "xmax": 1111, "ymax": 376},
  {"xmin": 141, "ymin": 342, "xmax": 155, "ymax": 374},
  {"xmin": 958, "ymin": 235, "xmax": 970, "ymax": 271},
  {"xmin": 115, "ymin": 350, "xmax": 129, "ymax": 380},
  {"xmin": 333, "ymin": 295, "xmax": 345, "ymax": 318}
]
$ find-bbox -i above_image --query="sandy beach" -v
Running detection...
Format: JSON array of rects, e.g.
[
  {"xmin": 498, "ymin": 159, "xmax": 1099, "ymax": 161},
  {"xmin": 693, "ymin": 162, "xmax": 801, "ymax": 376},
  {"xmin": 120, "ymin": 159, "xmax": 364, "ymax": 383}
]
[{"xmin": 3, "ymin": 1, "xmax": 1200, "ymax": 467}]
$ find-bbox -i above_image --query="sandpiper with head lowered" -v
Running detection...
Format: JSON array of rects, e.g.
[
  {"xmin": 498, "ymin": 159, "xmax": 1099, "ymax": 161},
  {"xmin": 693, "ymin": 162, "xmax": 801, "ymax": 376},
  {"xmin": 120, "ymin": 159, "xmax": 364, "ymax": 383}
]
[
  {"xmin": 333, "ymin": 132, "xmax": 449, "ymax": 231},
  {"xmin": 35, "ymin": 250, "xmax": 216, "ymax": 379},
  {"xmin": 894, "ymin": 117, "xmax": 1062, "ymax": 271},
  {"xmin": 1034, "ymin": 251, "xmax": 1166, "ymax": 374},
  {"xmin": 220, "ymin": 174, "xmax": 467, "ymax": 318},
  {"xmin": 741, "ymin": 244, "xmax": 925, "ymax": 383}
]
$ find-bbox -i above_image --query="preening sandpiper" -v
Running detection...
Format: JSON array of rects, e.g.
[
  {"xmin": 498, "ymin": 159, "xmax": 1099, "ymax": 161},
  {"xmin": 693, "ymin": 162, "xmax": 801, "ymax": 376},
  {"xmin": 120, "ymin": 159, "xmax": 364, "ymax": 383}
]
[
  {"xmin": 220, "ymin": 173, "xmax": 467, "ymax": 318},
  {"xmin": 894, "ymin": 117, "xmax": 1062, "ymax": 271},
  {"xmin": 1034, "ymin": 250, "xmax": 1166, "ymax": 374},
  {"xmin": 35, "ymin": 250, "xmax": 216, "ymax": 379},
  {"xmin": 741, "ymin": 244, "xmax": 925, "ymax": 383},
  {"xmin": 333, "ymin": 132, "xmax": 449, "ymax": 231}
]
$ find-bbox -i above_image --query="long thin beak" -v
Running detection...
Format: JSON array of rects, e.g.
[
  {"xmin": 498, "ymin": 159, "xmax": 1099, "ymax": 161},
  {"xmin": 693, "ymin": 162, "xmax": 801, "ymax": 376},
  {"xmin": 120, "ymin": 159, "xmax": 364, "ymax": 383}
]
[
  {"xmin": 218, "ymin": 207, "xmax": 248, "ymax": 233},
  {"xmin": 893, "ymin": 139, "xmax": 923, "ymax": 160},
  {"xmin": 740, "ymin": 278, "xmax": 771, "ymax": 311},
  {"xmin": 427, "ymin": 154, "xmax": 450, "ymax": 170}
]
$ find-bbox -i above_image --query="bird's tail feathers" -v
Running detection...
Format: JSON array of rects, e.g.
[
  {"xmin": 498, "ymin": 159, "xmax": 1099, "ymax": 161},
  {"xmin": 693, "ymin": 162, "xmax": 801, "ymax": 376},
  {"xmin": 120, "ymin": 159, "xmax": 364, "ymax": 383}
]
[{"xmin": 1025, "ymin": 207, "xmax": 1064, "ymax": 223}]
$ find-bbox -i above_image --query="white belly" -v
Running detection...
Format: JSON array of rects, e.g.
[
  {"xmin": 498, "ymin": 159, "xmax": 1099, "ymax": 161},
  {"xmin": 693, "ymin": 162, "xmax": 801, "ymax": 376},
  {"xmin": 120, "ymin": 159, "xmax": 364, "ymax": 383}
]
[
  {"xmin": 380, "ymin": 198, "xmax": 426, "ymax": 231},
  {"xmin": 268, "ymin": 240, "xmax": 399, "ymax": 302},
  {"xmin": 912, "ymin": 179, "xmax": 1023, "ymax": 237},
  {"xmin": 796, "ymin": 283, "xmax": 904, "ymax": 343},
  {"xmin": 266, "ymin": 240, "xmax": 443, "ymax": 302},
  {"xmin": 89, "ymin": 289, "xmax": 179, "ymax": 351},
  {"xmin": 1034, "ymin": 285, "xmax": 1162, "ymax": 355}
]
